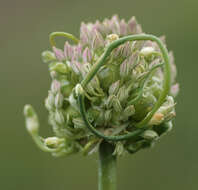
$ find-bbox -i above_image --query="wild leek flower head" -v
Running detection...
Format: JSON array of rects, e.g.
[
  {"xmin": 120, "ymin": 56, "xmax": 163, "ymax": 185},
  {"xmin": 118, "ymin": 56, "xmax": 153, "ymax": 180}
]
[{"xmin": 24, "ymin": 15, "xmax": 179, "ymax": 157}]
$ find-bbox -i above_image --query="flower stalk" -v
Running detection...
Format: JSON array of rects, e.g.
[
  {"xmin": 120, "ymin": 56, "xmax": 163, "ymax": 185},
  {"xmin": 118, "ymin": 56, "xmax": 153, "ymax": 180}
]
[{"xmin": 98, "ymin": 141, "xmax": 117, "ymax": 190}]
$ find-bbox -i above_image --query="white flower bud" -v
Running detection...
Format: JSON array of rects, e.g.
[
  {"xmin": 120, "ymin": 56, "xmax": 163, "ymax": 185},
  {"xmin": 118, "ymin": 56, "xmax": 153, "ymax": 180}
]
[
  {"xmin": 142, "ymin": 130, "xmax": 159, "ymax": 140},
  {"xmin": 50, "ymin": 71, "xmax": 58, "ymax": 79},
  {"xmin": 42, "ymin": 51, "xmax": 56, "ymax": 63},
  {"xmin": 24, "ymin": 105, "xmax": 39, "ymax": 134},
  {"xmin": 106, "ymin": 34, "xmax": 119, "ymax": 43},
  {"xmin": 45, "ymin": 91, "xmax": 55, "ymax": 110},
  {"xmin": 140, "ymin": 47, "xmax": 155, "ymax": 57},
  {"xmin": 55, "ymin": 110, "xmax": 65, "ymax": 125},
  {"xmin": 55, "ymin": 92, "xmax": 64, "ymax": 108},
  {"xmin": 51, "ymin": 80, "xmax": 61, "ymax": 94},
  {"xmin": 75, "ymin": 84, "xmax": 84, "ymax": 95},
  {"xmin": 44, "ymin": 137, "xmax": 64, "ymax": 148},
  {"xmin": 50, "ymin": 62, "xmax": 68, "ymax": 74}
]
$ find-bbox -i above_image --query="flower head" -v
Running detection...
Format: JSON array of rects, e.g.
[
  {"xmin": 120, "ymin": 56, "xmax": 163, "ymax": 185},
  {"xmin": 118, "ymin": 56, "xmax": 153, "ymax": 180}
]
[{"xmin": 24, "ymin": 15, "xmax": 178, "ymax": 157}]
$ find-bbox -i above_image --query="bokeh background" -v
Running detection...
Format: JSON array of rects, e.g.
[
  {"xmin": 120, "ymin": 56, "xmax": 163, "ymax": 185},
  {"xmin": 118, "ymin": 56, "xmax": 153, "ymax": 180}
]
[{"xmin": 1, "ymin": 0, "xmax": 197, "ymax": 189}]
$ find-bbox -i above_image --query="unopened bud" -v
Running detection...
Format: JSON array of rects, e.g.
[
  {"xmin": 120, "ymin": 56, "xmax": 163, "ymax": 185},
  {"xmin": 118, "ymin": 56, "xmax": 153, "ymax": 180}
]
[
  {"xmin": 55, "ymin": 92, "xmax": 64, "ymax": 108},
  {"xmin": 140, "ymin": 47, "xmax": 155, "ymax": 57},
  {"xmin": 109, "ymin": 81, "xmax": 120, "ymax": 95},
  {"xmin": 24, "ymin": 105, "xmax": 39, "ymax": 134},
  {"xmin": 44, "ymin": 137, "xmax": 64, "ymax": 148},
  {"xmin": 52, "ymin": 47, "xmax": 65, "ymax": 61},
  {"xmin": 45, "ymin": 91, "xmax": 55, "ymax": 110},
  {"xmin": 104, "ymin": 110, "xmax": 112, "ymax": 123},
  {"xmin": 24, "ymin": 104, "xmax": 35, "ymax": 117},
  {"xmin": 50, "ymin": 71, "xmax": 58, "ymax": 79},
  {"xmin": 113, "ymin": 97, "xmax": 122, "ymax": 112},
  {"xmin": 75, "ymin": 84, "xmax": 84, "ymax": 95},
  {"xmin": 107, "ymin": 34, "xmax": 119, "ymax": 43},
  {"xmin": 123, "ymin": 105, "xmax": 135, "ymax": 118},
  {"xmin": 142, "ymin": 130, "xmax": 159, "ymax": 140},
  {"xmin": 55, "ymin": 110, "xmax": 65, "ymax": 125},
  {"xmin": 149, "ymin": 113, "xmax": 164, "ymax": 125},
  {"xmin": 51, "ymin": 80, "xmax": 61, "ymax": 93},
  {"xmin": 92, "ymin": 30, "xmax": 104, "ymax": 49},
  {"xmin": 42, "ymin": 51, "xmax": 56, "ymax": 63},
  {"xmin": 117, "ymin": 86, "xmax": 129, "ymax": 103},
  {"xmin": 170, "ymin": 83, "xmax": 179, "ymax": 97},
  {"xmin": 113, "ymin": 142, "xmax": 124, "ymax": 156},
  {"xmin": 157, "ymin": 96, "xmax": 175, "ymax": 117},
  {"xmin": 72, "ymin": 117, "xmax": 85, "ymax": 129},
  {"xmin": 50, "ymin": 62, "xmax": 68, "ymax": 74},
  {"xmin": 106, "ymin": 95, "xmax": 115, "ymax": 109},
  {"xmin": 82, "ymin": 47, "xmax": 92, "ymax": 63}
]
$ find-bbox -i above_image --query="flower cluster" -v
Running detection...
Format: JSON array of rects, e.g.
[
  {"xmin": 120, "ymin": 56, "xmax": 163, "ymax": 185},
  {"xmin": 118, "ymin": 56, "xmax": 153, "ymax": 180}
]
[{"xmin": 24, "ymin": 15, "xmax": 179, "ymax": 157}]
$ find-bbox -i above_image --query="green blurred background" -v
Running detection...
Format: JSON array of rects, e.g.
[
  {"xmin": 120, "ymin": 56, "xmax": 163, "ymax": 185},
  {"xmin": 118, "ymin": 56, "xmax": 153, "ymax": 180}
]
[{"xmin": 1, "ymin": 0, "xmax": 197, "ymax": 189}]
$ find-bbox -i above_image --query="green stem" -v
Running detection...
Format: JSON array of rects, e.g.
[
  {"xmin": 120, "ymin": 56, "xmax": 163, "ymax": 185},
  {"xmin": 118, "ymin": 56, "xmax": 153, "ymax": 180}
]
[
  {"xmin": 49, "ymin": 32, "xmax": 79, "ymax": 47},
  {"xmin": 76, "ymin": 85, "xmax": 143, "ymax": 141},
  {"xmin": 98, "ymin": 141, "xmax": 117, "ymax": 190}
]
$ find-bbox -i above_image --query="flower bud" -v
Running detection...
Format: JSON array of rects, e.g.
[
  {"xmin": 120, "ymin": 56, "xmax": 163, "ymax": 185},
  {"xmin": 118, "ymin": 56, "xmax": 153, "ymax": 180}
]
[
  {"xmin": 104, "ymin": 110, "xmax": 112, "ymax": 123},
  {"xmin": 123, "ymin": 105, "xmax": 135, "ymax": 118},
  {"xmin": 64, "ymin": 41, "xmax": 73, "ymax": 60},
  {"xmin": 106, "ymin": 95, "xmax": 115, "ymax": 109},
  {"xmin": 117, "ymin": 85, "xmax": 129, "ymax": 103},
  {"xmin": 142, "ymin": 130, "xmax": 159, "ymax": 140},
  {"xmin": 149, "ymin": 113, "xmax": 164, "ymax": 125},
  {"xmin": 120, "ymin": 19, "xmax": 127, "ymax": 36},
  {"xmin": 50, "ymin": 62, "xmax": 68, "ymax": 74},
  {"xmin": 42, "ymin": 51, "xmax": 56, "ymax": 63},
  {"xmin": 106, "ymin": 34, "xmax": 119, "ymax": 44},
  {"xmin": 55, "ymin": 92, "xmax": 64, "ymax": 109},
  {"xmin": 51, "ymin": 80, "xmax": 61, "ymax": 94},
  {"xmin": 50, "ymin": 71, "xmax": 58, "ymax": 79},
  {"xmin": 52, "ymin": 47, "xmax": 65, "ymax": 61},
  {"xmin": 113, "ymin": 142, "xmax": 125, "ymax": 156},
  {"xmin": 92, "ymin": 30, "xmax": 104, "ymax": 49},
  {"xmin": 75, "ymin": 84, "xmax": 84, "ymax": 95},
  {"xmin": 54, "ymin": 110, "xmax": 65, "ymax": 125},
  {"xmin": 140, "ymin": 47, "xmax": 155, "ymax": 57},
  {"xmin": 170, "ymin": 83, "xmax": 179, "ymax": 97},
  {"xmin": 82, "ymin": 47, "xmax": 92, "ymax": 63},
  {"xmin": 113, "ymin": 97, "xmax": 122, "ymax": 112},
  {"xmin": 24, "ymin": 105, "xmax": 39, "ymax": 134},
  {"xmin": 44, "ymin": 137, "xmax": 64, "ymax": 148},
  {"xmin": 45, "ymin": 91, "xmax": 55, "ymax": 110},
  {"xmin": 108, "ymin": 81, "xmax": 120, "ymax": 95},
  {"xmin": 155, "ymin": 96, "xmax": 176, "ymax": 120},
  {"xmin": 72, "ymin": 117, "xmax": 85, "ymax": 129},
  {"xmin": 128, "ymin": 16, "xmax": 137, "ymax": 33}
]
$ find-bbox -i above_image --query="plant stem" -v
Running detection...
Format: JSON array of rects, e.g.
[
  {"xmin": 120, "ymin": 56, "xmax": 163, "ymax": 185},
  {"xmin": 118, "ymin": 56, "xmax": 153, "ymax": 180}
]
[
  {"xmin": 98, "ymin": 141, "xmax": 117, "ymax": 190},
  {"xmin": 49, "ymin": 32, "xmax": 79, "ymax": 47}
]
